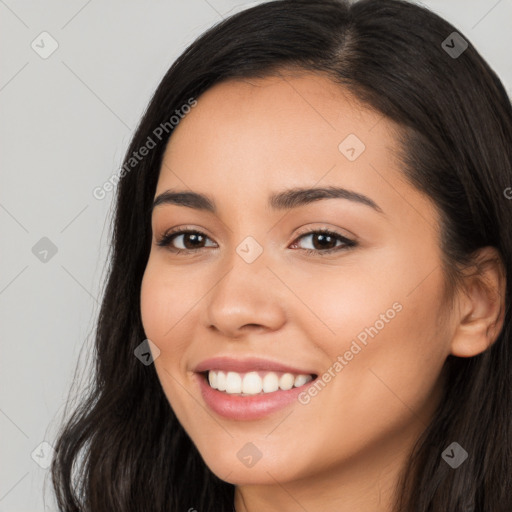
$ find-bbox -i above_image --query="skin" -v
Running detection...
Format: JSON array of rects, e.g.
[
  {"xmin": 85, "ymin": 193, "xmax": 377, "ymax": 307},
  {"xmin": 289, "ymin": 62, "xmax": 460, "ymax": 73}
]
[{"xmin": 140, "ymin": 71, "xmax": 505, "ymax": 512}]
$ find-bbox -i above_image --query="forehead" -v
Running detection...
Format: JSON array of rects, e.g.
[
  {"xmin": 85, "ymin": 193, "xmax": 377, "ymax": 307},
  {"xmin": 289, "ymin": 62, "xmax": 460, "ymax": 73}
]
[
  {"xmin": 166, "ymin": 72, "xmax": 389, "ymax": 156},
  {"xmin": 160, "ymin": 73, "xmax": 394, "ymax": 177},
  {"xmin": 154, "ymin": 71, "xmax": 437, "ymax": 229}
]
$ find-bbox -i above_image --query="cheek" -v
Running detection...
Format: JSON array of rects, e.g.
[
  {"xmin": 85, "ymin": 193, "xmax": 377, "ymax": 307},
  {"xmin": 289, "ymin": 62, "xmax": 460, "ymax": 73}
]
[
  {"xmin": 303, "ymin": 285, "xmax": 448, "ymax": 471},
  {"xmin": 140, "ymin": 263, "xmax": 197, "ymax": 418},
  {"xmin": 306, "ymin": 251, "xmax": 449, "ymax": 417},
  {"xmin": 289, "ymin": 261, "xmax": 403, "ymax": 348},
  {"xmin": 338, "ymin": 272, "xmax": 449, "ymax": 425},
  {"xmin": 140, "ymin": 267, "xmax": 169, "ymax": 342},
  {"xmin": 140, "ymin": 259, "xmax": 199, "ymax": 343}
]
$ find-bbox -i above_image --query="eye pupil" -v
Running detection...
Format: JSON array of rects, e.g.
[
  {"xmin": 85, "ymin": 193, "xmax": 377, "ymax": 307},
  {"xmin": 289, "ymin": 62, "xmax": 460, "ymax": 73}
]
[
  {"xmin": 313, "ymin": 233, "xmax": 336, "ymax": 250},
  {"xmin": 183, "ymin": 233, "xmax": 204, "ymax": 249}
]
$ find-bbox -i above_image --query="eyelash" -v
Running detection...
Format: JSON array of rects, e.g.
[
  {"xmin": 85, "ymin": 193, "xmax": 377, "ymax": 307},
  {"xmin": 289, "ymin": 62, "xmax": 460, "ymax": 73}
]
[{"xmin": 156, "ymin": 227, "xmax": 357, "ymax": 257}]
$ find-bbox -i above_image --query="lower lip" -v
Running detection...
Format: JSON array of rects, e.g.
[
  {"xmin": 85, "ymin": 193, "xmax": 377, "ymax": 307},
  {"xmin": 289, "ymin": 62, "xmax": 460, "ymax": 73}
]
[{"xmin": 196, "ymin": 372, "xmax": 317, "ymax": 421}]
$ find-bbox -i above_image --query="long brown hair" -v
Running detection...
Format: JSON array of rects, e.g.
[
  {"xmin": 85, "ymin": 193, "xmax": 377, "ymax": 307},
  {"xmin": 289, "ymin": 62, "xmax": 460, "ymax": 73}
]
[{"xmin": 50, "ymin": 1, "xmax": 512, "ymax": 510}]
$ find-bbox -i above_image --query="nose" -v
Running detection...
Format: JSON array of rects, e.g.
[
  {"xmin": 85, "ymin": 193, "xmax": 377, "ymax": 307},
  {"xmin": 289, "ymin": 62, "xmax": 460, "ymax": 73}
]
[{"xmin": 201, "ymin": 247, "xmax": 287, "ymax": 338}]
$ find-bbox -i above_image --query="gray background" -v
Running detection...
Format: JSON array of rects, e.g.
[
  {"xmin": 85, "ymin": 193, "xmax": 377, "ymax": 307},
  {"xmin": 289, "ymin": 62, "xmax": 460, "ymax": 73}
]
[{"xmin": 1, "ymin": 0, "xmax": 511, "ymax": 510}]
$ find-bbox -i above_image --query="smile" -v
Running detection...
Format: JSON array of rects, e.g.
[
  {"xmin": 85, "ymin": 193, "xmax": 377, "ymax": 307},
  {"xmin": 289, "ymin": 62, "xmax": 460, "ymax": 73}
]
[
  {"xmin": 206, "ymin": 370, "xmax": 314, "ymax": 395},
  {"xmin": 195, "ymin": 371, "xmax": 318, "ymax": 421}
]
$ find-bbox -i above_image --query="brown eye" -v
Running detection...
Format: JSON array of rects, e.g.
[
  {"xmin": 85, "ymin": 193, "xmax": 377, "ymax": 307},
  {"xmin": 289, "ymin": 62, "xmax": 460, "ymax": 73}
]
[
  {"xmin": 290, "ymin": 229, "xmax": 357, "ymax": 256},
  {"xmin": 157, "ymin": 230, "xmax": 216, "ymax": 252},
  {"xmin": 156, "ymin": 228, "xmax": 356, "ymax": 256}
]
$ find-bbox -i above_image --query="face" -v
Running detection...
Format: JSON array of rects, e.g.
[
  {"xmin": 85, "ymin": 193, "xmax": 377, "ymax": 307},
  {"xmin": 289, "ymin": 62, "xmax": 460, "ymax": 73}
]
[{"xmin": 140, "ymin": 72, "xmax": 454, "ymax": 491}]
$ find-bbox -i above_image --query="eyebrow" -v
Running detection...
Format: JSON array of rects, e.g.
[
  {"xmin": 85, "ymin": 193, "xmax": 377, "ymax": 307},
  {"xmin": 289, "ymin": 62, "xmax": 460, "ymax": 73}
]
[{"xmin": 152, "ymin": 186, "xmax": 383, "ymax": 214}]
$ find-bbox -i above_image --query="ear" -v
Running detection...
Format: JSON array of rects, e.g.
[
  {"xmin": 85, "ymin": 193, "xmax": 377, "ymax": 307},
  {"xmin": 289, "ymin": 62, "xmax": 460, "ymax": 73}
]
[{"xmin": 450, "ymin": 246, "xmax": 507, "ymax": 358}]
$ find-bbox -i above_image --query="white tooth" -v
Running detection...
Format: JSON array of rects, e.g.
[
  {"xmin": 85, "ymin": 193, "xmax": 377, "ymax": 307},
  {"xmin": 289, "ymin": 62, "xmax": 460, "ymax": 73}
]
[
  {"xmin": 225, "ymin": 371, "xmax": 242, "ymax": 394},
  {"xmin": 242, "ymin": 372, "xmax": 263, "ymax": 395},
  {"xmin": 208, "ymin": 370, "xmax": 217, "ymax": 389},
  {"xmin": 262, "ymin": 372, "xmax": 279, "ymax": 393},
  {"xmin": 216, "ymin": 371, "xmax": 227, "ymax": 391},
  {"xmin": 213, "ymin": 371, "xmax": 312, "ymax": 394},
  {"xmin": 293, "ymin": 374, "xmax": 312, "ymax": 387},
  {"xmin": 279, "ymin": 373, "xmax": 295, "ymax": 391}
]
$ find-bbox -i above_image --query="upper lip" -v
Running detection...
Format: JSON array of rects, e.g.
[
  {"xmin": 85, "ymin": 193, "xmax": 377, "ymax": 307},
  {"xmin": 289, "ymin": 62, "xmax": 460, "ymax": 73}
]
[{"xmin": 193, "ymin": 356, "xmax": 317, "ymax": 376}]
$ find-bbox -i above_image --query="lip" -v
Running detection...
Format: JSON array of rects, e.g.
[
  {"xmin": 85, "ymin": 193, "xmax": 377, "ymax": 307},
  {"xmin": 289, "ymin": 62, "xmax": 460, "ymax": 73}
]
[
  {"xmin": 193, "ymin": 356, "xmax": 317, "ymax": 376},
  {"xmin": 195, "ymin": 371, "xmax": 318, "ymax": 421}
]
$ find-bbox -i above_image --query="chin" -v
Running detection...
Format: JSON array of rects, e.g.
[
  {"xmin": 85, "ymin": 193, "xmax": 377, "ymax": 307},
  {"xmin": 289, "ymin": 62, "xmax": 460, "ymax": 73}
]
[{"xmin": 198, "ymin": 447, "xmax": 309, "ymax": 486}]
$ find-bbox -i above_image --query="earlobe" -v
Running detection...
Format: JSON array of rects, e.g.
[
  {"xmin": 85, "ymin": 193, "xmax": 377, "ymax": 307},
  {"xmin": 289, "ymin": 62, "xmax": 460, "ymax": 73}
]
[{"xmin": 449, "ymin": 246, "xmax": 507, "ymax": 358}]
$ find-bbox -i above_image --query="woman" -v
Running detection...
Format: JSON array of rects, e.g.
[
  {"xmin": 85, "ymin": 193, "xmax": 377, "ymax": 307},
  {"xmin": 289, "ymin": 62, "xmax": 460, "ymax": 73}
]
[{"xmin": 50, "ymin": 0, "xmax": 512, "ymax": 510}]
